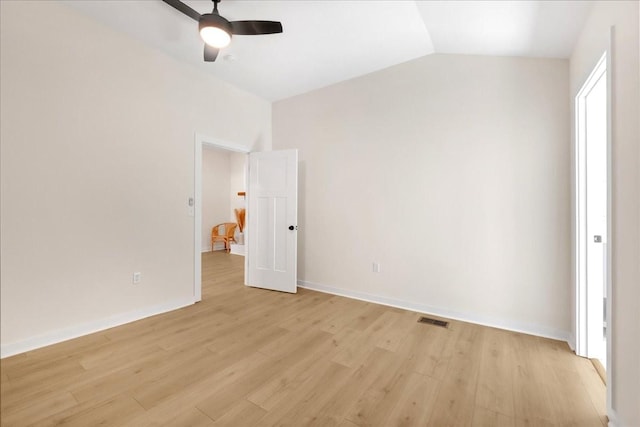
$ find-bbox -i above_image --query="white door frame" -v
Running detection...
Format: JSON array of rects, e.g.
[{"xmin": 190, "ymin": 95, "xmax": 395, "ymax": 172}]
[
  {"xmin": 194, "ymin": 132, "xmax": 249, "ymax": 302},
  {"xmin": 574, "ymin": 45, "xmax": 612, "ymax": 397}
]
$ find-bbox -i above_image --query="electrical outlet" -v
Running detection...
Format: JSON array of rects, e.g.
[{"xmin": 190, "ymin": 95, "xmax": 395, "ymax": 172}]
[
  {"xmin": 372, "ymin": 262, "xmax": 380, "ymax": 273},
  {"xmin": 133, "ymin": 272, "xmax": 141, "ymax": 284}
]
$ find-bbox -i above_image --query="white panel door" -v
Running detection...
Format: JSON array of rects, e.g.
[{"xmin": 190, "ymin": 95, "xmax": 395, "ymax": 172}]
[
  {"xmin": 246, "ymin": 149, "xmax": 298, "ymax": 293},
  {"xmin": 575, "ymin": 53, "xmax": 608, "ymax": 362},
  {"xmin": 585, "ymin": 70, "xmax": 607, "ymax": 361}
]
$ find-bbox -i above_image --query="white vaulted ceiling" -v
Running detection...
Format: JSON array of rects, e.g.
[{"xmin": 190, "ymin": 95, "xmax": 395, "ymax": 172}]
[{"xmin": 63, "ymin": 0, "xmax": 593, "ymax": 101}]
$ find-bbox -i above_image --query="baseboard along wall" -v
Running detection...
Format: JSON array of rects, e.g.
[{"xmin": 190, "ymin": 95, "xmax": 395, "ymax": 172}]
[
  {"xmin": 298, "ymin": 280, "xmax": 571, "ymax": 344},
  {"xmin": 1, "ymin": 279, "xmax": 572, "ymax": 358},
  {"xmin": 0, "ymin": 297, "xmax": 195, "ymax": 359}
]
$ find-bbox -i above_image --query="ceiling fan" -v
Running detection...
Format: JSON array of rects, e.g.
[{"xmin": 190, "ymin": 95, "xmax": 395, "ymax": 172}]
[{"xmin": 161, "ymin": 0, "xmax": 283, "ymax": 62}]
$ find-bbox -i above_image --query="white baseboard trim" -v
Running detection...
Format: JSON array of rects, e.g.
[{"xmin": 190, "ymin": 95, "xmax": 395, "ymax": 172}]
[
  {"xmin": 0, "ymin": 297, "xmax": 195, "ymax": 359},
  {"xmin": 298, "ymin": 280, "xmax": 571, "ymax": 344},
  {"xmin": 230, "ymin": 244, "xmax": 245, "ymax": 256},
  {"xmin": 567, "ymin": 332, "xmax": 576, "ymax": 352},
  {"xmin": 607, "ymin": 409, "xmax": 619, "ymax": 427}
]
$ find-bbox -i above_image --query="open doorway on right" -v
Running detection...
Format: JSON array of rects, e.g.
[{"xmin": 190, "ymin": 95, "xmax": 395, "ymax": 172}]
[{"xmin": 575, "ymin": 51, "xmax": 609, "ymax": 379}]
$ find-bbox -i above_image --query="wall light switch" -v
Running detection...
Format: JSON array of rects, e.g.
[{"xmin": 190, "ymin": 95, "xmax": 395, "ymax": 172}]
[
  {"xmin": 372, "ymin": 262, "xmax": 380, "ymax": 273},
  {"xmin": 188, "ymin": 197, "xmax": 195, "ymax": 217}
]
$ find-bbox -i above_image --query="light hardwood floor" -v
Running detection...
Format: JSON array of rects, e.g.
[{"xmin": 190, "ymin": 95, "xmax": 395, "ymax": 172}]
[{"xmin": 1, "ymin": 251, "xmax": 606, "ymax": 426}]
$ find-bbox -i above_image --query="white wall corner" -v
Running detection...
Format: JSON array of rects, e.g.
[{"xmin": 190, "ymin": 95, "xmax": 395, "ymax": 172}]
[
  {"xmin": 567, "ymin": 332, "xmax": 577, "ymax": 352},
  {"xmin": 0, "ymin": 297, "xmax": 195, "ymax": 359},
  {"xmin": 298, "ymin": 280, "xmax": 572, "ymax": 344}
]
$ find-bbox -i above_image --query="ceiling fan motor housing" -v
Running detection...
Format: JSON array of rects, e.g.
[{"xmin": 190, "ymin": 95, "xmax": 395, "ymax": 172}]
[
  {"xmin": 162, "ymin": 0, "xmax": 283, "ymax": 61},
  {"xmin": 199, "ymin": 13, "xmax": 233, "ymax": 37}
]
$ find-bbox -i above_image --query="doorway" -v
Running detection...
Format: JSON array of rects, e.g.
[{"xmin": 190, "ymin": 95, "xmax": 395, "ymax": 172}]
[
  {"xmin": 574, "ymin": 52, "xmax": 610, "ymax": 372},
  {"xmin": 201, "ymin": 146, "xmax": 247, "ymax": 254},
  {"xmin": 194, "ymin": 134, "xmax": 249, "ymax": 302}
]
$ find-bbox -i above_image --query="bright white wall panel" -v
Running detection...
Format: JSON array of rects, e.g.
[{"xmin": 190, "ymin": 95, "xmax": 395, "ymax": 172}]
[
  {"xmin": 202, "ymin": 148, "xmax": 231, "ymax": 251},
  {"xmin": 274, "ymin": 54, "xmax": 570, "ymax": 338},
  {"xmin": 0, "ymin": 0, "xmax": 271, "ymax": 353}
]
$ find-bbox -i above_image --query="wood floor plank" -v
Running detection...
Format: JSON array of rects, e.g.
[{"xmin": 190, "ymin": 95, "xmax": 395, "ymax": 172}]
[
  {"xmin": 196, "ymin": 329, "xmax": 336, "ymax": 420},
  {"xmin": 10, "ymin": 334, "xmax": 110, "ymax": 370},
  {"xmin": 321, "ymin": 299, "xmax": 375, "ymax": 334},
  {"xmin": 253, "ymin": 360, "xmax": 352, "ymax": 426},
  {"xmin": 128, "ymin": 347, "xmax": 223, "ymax": 410},
  {"xmin": 426, "ymin": 322, "xmax": 483, "ymax": 427},
  {"xmin": 402, "ymin": 319, "xmax": 458, "ymax": 380},
  {"xmin": 247, "ymin": 327, "xmax": 359, "ymax": 411},
  {"xmin": 345, "ymin": 303, "xmax": 387, "ymax": 331},
  {"xmin": 0, "ymin": 370, "xmax": 11, "ymax": 401},
  {"xmin": 3, "ymin": 352, "xmax": 86, "ymax": 388},
  {"xmin": 572, "ymin": 355, "xmax": 608, "ymax": 426},
  {"xmin": 79, "ymin": 341, "xmax": 167, "ymax": 371},
  {"xmin": 299, "ymin": 347, "xmax": 402, "ymax": 426},
  {"xmin": 511, "ymin": 332, "xmax": 557, "ymax": 425},
  {"xmin": 337, "ymin": 419, "xmax": 360, "ymax": 427},
  {"xmin": 0, "ymin": 391, "xmax": 78, "ymax": 427},
  {"xmin": 514, "ymin": 416, "xmax": 556, "ymax": 427},
  {"xmin": 385, "ymin": 372, "xmax": 440, "ymax": 427},
  {"xmin": 208, "ymin": 324, "xmax": 290, "ymax": 361},
  {"xmin": 159, "ymin": 408, "xmax": 216, "ymax": 427},
  {"xmin": 120, "ymin": 350, "xmax": 271, "ymax": 426},
  {"xmin": 276, "ymin": 294, "xmax": 339, "ymax": 332},
  {"xmin": 545, "ymin": 366, "xmax": 606, "ymax": 427},
  {"xmin": 471, "ymin": 406, "xmax": 515, "ymax": 427},
  {"xmin": 70, "ymin": 346, "xmax": 210, "ymax": 405},
  {"xmin": 210, "ymin": 399, "xmax": 267, "ymax": 426},
  {"xmin": 342, "ymin": 328, "xmax": 432, "ymax": 426},
  {"xmin": 31, "ymin": 394, "xmax": 145, "ymax": 427},
  {"xmin": 2, "ymin": 358, "xmax": 87, "ymax": 410},
  {"xmin": 475, "ymin": 327, "xmax": 515, "ymax": 417},
  {"xmin": 153, "ymin": 311, "xmax": 233, "ymax": 351},
  {"xmin": 342, "ymin": 358, "xmax": 413, "ymax": 426},
  {"xmin": 331, "ymin": 310, "xmax": 402, "ymax": 368},
  {"xmin": 0, "ymin": 251, "xmax": 607, "ymax": 426},
  {"xmin": 375, "ymin": 310, "xmax": 414, "ymax": 352},
  {"xmin": 256, "ymin": 325, "xmax": 333, "ymax": 360}
]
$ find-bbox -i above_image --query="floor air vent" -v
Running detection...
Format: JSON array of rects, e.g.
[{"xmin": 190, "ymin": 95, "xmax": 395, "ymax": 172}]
[{"xmin": 417, "ymin": 316, "xmax": 449, "ymax": 328}]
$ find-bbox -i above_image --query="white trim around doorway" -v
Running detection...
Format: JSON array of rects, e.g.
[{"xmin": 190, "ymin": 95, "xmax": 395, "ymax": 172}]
[{"xmin": 194, "ymin": 133, "xmax": 249, "ymax": 302}]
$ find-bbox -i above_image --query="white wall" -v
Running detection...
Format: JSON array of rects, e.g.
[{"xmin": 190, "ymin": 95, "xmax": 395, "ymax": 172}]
[
  {"xmin": 201, "ymin": 149, "xmax": 246, "ymax": 251},
  {"xmin": 570, "ymin": 2, "xmax": 640, "ymax": 426},
  {"xmin": 0, "ymin": 1, "xmax": 271, "ymax": 356},
  {"xmin": 274, "ymin": 54, "xmax": 570, "ymax": 339},
  {"xmin": 229, "ymin": 151, "xmax": 247, "ymax": 233},
  {"xmin": 202, "ymin": 148, "xmax": 231, "ymax": 252}
]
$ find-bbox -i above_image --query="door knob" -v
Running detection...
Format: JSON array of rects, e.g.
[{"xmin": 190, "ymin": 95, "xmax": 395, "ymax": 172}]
[
  {"xmin": 288, "ymin": 225, "xmax": 295, "ymax": 230},
  {"xmin": 594, "ymin": 235, "xmax": 602, "ymax": 243}
]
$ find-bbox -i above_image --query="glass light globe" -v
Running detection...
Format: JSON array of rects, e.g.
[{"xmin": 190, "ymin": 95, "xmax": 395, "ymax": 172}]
[{"xmin": 200, "ymin": 26, "xmax": 231, "ymax": 48}]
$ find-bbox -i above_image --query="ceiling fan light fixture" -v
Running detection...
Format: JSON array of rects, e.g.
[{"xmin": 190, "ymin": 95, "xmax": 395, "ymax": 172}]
[
  {"xmin": 199, "ymin": 13, "xmax": 232, "ymax": 48},
  {"xmin": 162, "ymin": 0, "xmax": 283, "ymax": 63}
]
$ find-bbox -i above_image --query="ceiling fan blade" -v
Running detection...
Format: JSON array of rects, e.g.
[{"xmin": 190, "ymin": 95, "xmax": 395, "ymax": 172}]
[
  {"xmin": 161, "ymin": 0, "xmax": 200, "ymax": 22},
  {"xmin": 231, "ymin": 20, "xmax": 283, "ymax": 35},
  {"xmin": 204, "ymin": 45, "xmax": 219, "ymax": 62}
]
